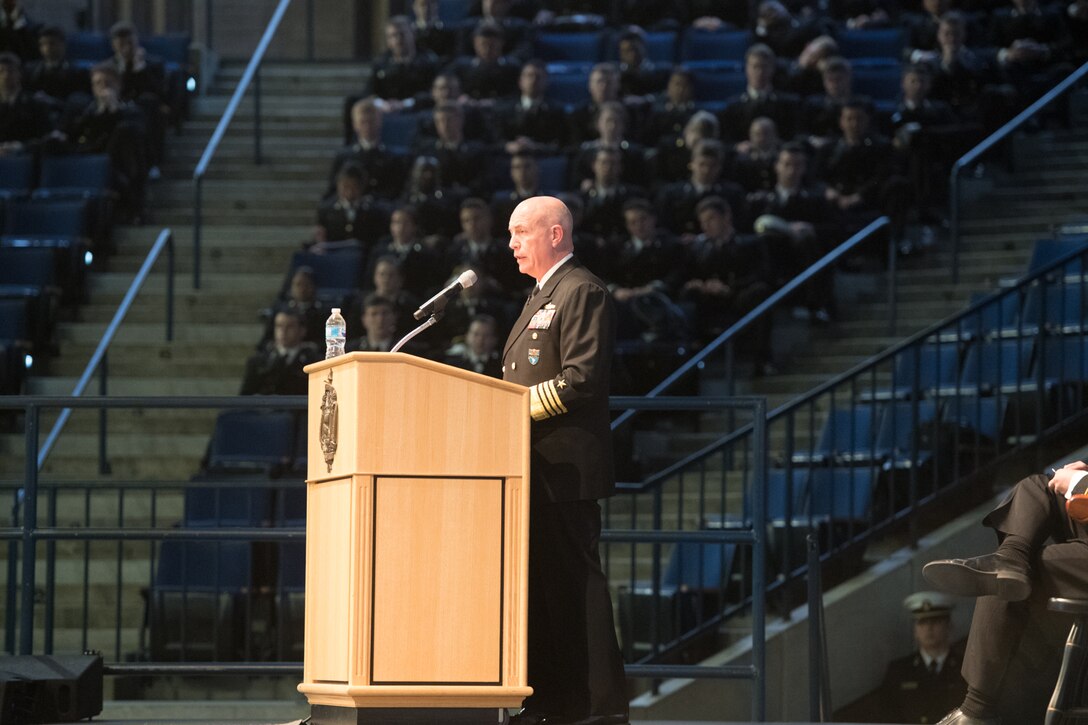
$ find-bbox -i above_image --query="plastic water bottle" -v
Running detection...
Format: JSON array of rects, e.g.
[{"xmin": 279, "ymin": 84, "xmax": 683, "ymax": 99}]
[{"xmin": 325, "ymin": 307, "xmax": 346, "ymax": 359}]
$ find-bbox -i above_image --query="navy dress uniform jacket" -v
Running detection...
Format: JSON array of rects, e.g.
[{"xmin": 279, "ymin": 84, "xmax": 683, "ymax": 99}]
[{"xmin": 502, "ymin": 257, "xmax": 616, "ymax": 503}]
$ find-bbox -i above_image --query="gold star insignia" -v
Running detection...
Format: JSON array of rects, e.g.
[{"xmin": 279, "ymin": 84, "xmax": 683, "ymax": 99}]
[{"xmin": 557, "ymin": 379, "xmax": 568, "ymax": 389}]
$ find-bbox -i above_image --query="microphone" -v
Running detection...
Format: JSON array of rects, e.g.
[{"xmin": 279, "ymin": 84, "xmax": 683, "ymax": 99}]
[{"xmin": 413, "ymin": 269, "xmax": 477, "ymax": 320}]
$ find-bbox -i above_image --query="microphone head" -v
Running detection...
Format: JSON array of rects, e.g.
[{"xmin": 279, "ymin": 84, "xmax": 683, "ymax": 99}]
[{"xmin": 458, "ymin": 269, "xmax": 478, "ymax": 289}]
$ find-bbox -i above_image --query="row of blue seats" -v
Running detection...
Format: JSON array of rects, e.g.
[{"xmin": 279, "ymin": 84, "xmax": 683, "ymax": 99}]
[
  {"xmin": 61, "ymin": 31, "xmax": 190, "ymax": 68},
  {"xmin": 0, "ymin": 154, "xmax": 112, "ymax": 201}
]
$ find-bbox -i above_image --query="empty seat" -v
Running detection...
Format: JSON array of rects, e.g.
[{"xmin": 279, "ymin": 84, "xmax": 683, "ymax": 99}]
[
  {"xmin": 65, "ymin": 32, "xmax": 110, "ymax": 64},
  {"xmin": 148, "ymin": 540, "xmax": 253, "ymax": 661},
  {"xmin": 183, "ymin": 484, "xmax": 273, "ymax": 527},
  {"xmin": 1026, "ymin": 238, "xmax": 1088, "ymax": 277},
  {"xmin": 873, "ymin": 400, "xmax": 941, "ymax": 470},
  {"xmin": 143, "ymin": 34, "xmax": 191, "ymax": 66},
  {"xmin": 944, "ymin": 290, "xmax": 1022, "ymax": 341},
  {"xmin": 851, "ymin": 65, "xmax": 903, "ymax": 101},
  {"xmin": 534, "ymin": 31, "xmax": 605, "ymax": 62},
  {"xmin": 4, "ymin": 199, "xmax": 88, "ymax": 238},
  {"xmin": 206, "ymin": 410, "xmax": 298, "ymax": 474},
  {"xmin": 679, "ymin": 29, "xmax": 750, "ymax": 63},
  {"xmin": 805, "ymin": 467, "xmax": 876, "ymax": 523},
  {"xmin": 834, "ymin": 28, "xmax": 906, "ymax": 59},
  {"xmin": 544, "ymin": 67, "xmax": 590, "ymax": 104},
  {"xmin": 276, "ymin": 541, "xmax": 306, "ymax": 661},
  {"xmin": 692, "ymin": 67, "xmax": 746, "ymax": 107},
  {"xmin": 1019, "ymin": 283, "xmax": 1087, "ymax": 335},
  {"xmin": 438, "ymin": 0, "xmax": 470, "ymax": 24},
  {"xmin": 642, "ymin": 30, "xmax": 678, "ymax": 63},
  {"xmin": 888, "ymin": 342, "xmax": 961, "ymax": 400},
  {"xmin": 284, "ymin": 249, "xmax": 364, "ymax": 302},
  {"xmin": 34, "ymin": 155, "xmax": 111, "ymax": 198},
  {"xmin": 0, "ymin": 155, "xmax": 34, "ymax": 199},
  {"xmin": 380, "ymin": 112, "xmax": 423, "ymax": 152},
  {"xmin": 941, "ymin": 338, "xmax": 1035, "ymax": 397},
  {"xmin": 791, "ymin": 405, "xmax": 881, "ymax": 465}
]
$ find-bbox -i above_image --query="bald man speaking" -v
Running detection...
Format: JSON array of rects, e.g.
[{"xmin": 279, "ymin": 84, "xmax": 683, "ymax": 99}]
[{"xmin": 502, "ymin": 196, "xmax": 628, "ymax": 725}]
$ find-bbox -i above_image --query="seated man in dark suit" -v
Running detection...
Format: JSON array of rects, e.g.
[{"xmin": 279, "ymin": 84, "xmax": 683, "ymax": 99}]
[
  {"xmin": 362, "ymin": 15, "xmax": 440, "ymax": 102},
  {"xmin": 492, "ymin": 151, "xmax": 547, "ymax": 231},
  {"xmin": 399, "ymin": 155, "xmax": 465, "ymax": 238},
  {"xmin": 922, "ymin": 461, "xmax": 1088, "ymax": 724},
  {"xmin": 800, "ymin": 56, "xmax": 872, "ymax": 145},
  {"xmin": 368, "ymin": 205, "xmax": 446, "ymax": 297},
  {"xmin": 263, "ymin": 266, "xmax": 326, "ymax": 346},
  {"xmin": 572, "ymin": 100, "xmax": 646, "ymax": 188},
  {"xmin": 929, "ymin": 12, "xmax": 1010, "ymax": 126},
  {"xmin": 240, "ymin": 310, "xmax": 321, "ymax": 395},
  {"xmin": 649, "ymin": 105, "xmax": 716, "ymax": 187},
  {"xmin": 616, "ymin": 26, "xmax": 671, "ymax": 98},
  {"xmin": 567, "ymin": 62, "xmax": 622, "ymax": 147},
  {"xmin": 367, "ymin": 254, "xmax": 421, "ymax": 334},
  {"xmin": 443, "ymin": 313, "xmax": 503, "ymax": 377},
  {"xmin": 579, "ymin": 147, "xmax": 646, "ymax": 242},
  {"xmin": 0, "ymin": 51, "xmax": 56, "ymax": 155},
  {"xmin": 109, "ymin": 21, "xmax": 169, "ymax": 175},
  {"xmin": 446, "ymin": 20, "xmax": 520, "ymax": 101},
  {"xmin": 497, "ymin": 59, "xmax": 568, "ymax": 155},
  {"xmin": 410, "ymin": 0, "xmax": 459, "ymax": 61},
  {"xmin": 346, "ymin": 294, "xmax": 400, "ymax": 353},
  {"xmin": 641, "ymin": 65, "xmax": 697, "ymax": 152},
  {"xmin": 413, "ymin": 101, "xmax": 489, "ymax": 195},
  {"xmin": 448, "ymin": 197, "xmax": 524, "ymax": 299},
  {"xmin": 328, "ymin": 98, "xmax": 407, "ymax": 200},
  {"xmin": 462, "ymin": 0, "xmax": 534, "ymax": 61},
  {"xmin": 0, "ymin": 0, "xmax": 39, "ymax": 61},
  {"xmin": 313, "ymin": 163, "xmax": 391, "ymax": 255},
  {"xmin": 24, "ymin": 26, "xmax": 90, "ymax": 108},
  {"xmin": 732, "ymin": 116, "xmax": 782, "ymax": 193},
  {"xmin": 719, "ymin": 43, "xmax": 801, "ymax": 144},
  {"xmin": 656, "ymin": 139, "xmax": 748, "ymax": 236}
]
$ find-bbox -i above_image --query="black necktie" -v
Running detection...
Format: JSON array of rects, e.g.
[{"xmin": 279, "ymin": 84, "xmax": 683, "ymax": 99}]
[{"xmin": 525, "ymin": 285, "xmax": 540, "ymax": 308}]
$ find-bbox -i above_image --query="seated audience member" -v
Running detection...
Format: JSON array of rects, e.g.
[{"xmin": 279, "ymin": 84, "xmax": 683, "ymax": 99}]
[
  {"xmin": 929, "ymin": 12, "xmax": 1009, "ymax": 125},
  {"xmin": 732, "ymin": 117, "xmax": 782, "ymax": 193},
  {"xmin": 241, "ymin": 310, "xmax": 320, "ymax": 396},
  {"xmin": 465, "ymin": 0, "xmax": 533, "ymax": 60},
  {"xmin": 24, "ymin": 26, "xmax": 89, "ymax": 108},
  {"xmin": 51, "ymin": 63, "xmax": 146, "ymax": 220},
  {"xmin": 367, "ymin": 205, "xmax": 444, "ymax": 296},
  {"xmin": 903, "ymin": 0, "xmax": 950, "ymax": 64},
  {"xmin": 751, "ymin": 1, "xmax": 828, "ymax": 59},
  {"xmin": 0, "ymin": 52, "xmax": 55, "ymax": 154},
  {"xmin": 687, "ymin": 0, "xmax": 750, "ymax": 28},
  {"xmin": 410, "ymin": 0, "xmax": 459, "ymax": 61},
  {"xmin": 448, "ymin": 198, "xmax": 523, "ymax": 298},
  {"xmin": 109, "ymin": 21, "xmax": 168, "ymax": 176},
  {"xmin": 362, "ymin": 16, "xmax": 440, "ymax": 102},
  {"xmin": 573, "ymin": 101, "xmax": 646, "ymax": 187},
  {"xmin": 313, "ymin": 163, "xmax": 390, "ymax": 256},
  {"xmin": 0, "ymin": 0, "xmax": 38, "ymax": 61},
  {"xmin": 641, "ymin": 66, "xmax": 696, "ymax": 150},
  {"xmin": 1070, "ymin": 0, "xmax": 1088, "ymax": 62},
  {"xmin": 346, "ymin": 294, "xmax": 400, "ymax": 353},
  {"xmin": 580, "ymin": 147, "xmax": 647, "ymax": 242},
  {"xmin": 491, "ymin": 150, "xmax": 546, "ymax": 230},
  {"xmin": 399, "ymin": 155, "xmax": 465, "ymax": 238},
  {"xmin": 682, "ymin": 196, "xmax": 773, "ymax": 368},
  {"xmin": 816, "ymin": 101, "xmax": 909, "ymax": 238},
  {"xmin": 440, "ymin": 268, "xmax": 519, "ymax": 341},
  {"xmin": 616, "ymin": 27, "xmax": 670, "ymax": 98},
  {"xmin": 446, "ymin": 20, "xmax": 520, "ymax": 101},
  {"xmin": 329, "ymin": 98, "xmax": 406, "ymax": 200},
  {"xmin": 413, "ymin": 101, "xmax": 488, "ymax": 194},
  {"xmin": 409, "ymin": 71, "xmax": 493, "ymax": 144},
  {"xmin": 784, "ymin": 35, "xmax": 839, "ymax": 97},
  {"xmin": 568, "ymin": 62, "xmax": 621, "ymax": 146},
  {"xmin": 368, "ymin": 254, "xmax": 420, "ymax": 333},
  {"xmin": 719, "ymin": 43, "xmax": 801, "ymax": 143},
  {"xmin": 606, "ymin": 199, "xmax": 687, "ymax": 339},
  {"xmin": 800, "ymin": 56, "xmax": 872, "ymax": 143},
  {"xmin": 656, "ymin": 139, "xmax": 747, "ymax": 236},
  {"xmin": 747, "ymin": 143, "xmax": 837, "ymax": 320},
  {"xmin": 444, "ymin": 314, "xmax": 502, "ymax": 377},
  {"xmin": 264, "ymin": 266, "xmax": 326, "ymax": 346},
  {"xmin": 990, "ymin": 0, "xmax": 1071, "ymax": 84},
  {"xmin": 650, "ymin": 107, "xmax": 716, "ymax": 186},
  {"xmin": 497, "ymin": 59, "xmax": 567, "ymax": 154},
  {"xmin": 559, "ymin": 191, "xmax": 611, "ymax": 280}
]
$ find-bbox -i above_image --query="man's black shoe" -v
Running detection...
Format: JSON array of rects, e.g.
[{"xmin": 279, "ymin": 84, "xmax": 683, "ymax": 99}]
[
  {"xmin": 510, "ymin": 712, "xmax": 628, "ymax": 725},
  {"xmin": 509, "ymin": 712, "xmax": 554, "ymax": 725},
  {"xmin": 935, "ymin": 707, "xmax": 1000, "ymax": 724},
  {"xmin": 923, "ymin": 553, "xmax": 1031, "ymax": 601}
]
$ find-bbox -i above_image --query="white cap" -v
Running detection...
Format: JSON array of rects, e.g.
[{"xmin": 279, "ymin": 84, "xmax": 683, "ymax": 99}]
[{"xmin": 332, "ymin": 308, "xmax": 341, "ymax": 314}]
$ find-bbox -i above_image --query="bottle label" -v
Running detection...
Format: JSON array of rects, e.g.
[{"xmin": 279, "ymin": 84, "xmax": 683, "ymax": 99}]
[{"xmin": 327, "ymin": 325, "xmax": 344, "ymax": 338}]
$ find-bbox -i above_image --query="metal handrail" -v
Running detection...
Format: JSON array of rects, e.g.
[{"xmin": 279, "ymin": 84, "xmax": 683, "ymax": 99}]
[
  {"xmin": 37, "ymin": 229, "xmax": 175, "ymax": 472},
  {"xmin": 611, "ymin": 216, "xmax": 891, "ymax": 432},
  {"xmin": 949, "ymin": 60, "xmax": 1088, "ymax": 283},
  {"xmin": 192, "ymin": 0, "xmax": 294, "ymax": 289}
]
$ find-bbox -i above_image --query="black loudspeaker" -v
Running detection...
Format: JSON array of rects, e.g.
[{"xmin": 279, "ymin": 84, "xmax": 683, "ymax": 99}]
[{"xmin": 0, "ymin": 654, "xmax": 103, "ymax": 724}]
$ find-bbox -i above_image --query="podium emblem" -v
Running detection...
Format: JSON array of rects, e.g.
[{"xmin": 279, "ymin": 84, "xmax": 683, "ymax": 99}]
[{"xmin": 320, "ymin": 370, "xmax": 338, "ymax": 472}]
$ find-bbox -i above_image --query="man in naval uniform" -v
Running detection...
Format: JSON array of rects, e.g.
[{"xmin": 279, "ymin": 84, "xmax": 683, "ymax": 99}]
[
  {"xmin": 877, "ymin": 592, "xmax": 967, "ymax": 724},
  {"xmin": 502, "ymin": 196, "xmax": 629, "ymax": 725}
]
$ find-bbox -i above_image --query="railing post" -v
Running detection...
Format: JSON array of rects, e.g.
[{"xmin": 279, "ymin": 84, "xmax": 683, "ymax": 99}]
[
  {"xmin": 20, "ymin": 404, "xmax": 39, "ymax": 655},
  {"xmin": 254, "ymin": 65, "xmax": 263, "ymax": 165},
  {"xmin": 166, "ymin": 232, "xmax": 175, "ymax": 341},
  {"xmin": 99, "ymin": 355, "xmax": 111, "ymax": 476},
  {"xmin": 5, "ymin": 486, "xmax": 19, "ymax": 653},
  {"xmin": 751, "ymin": 397, "xmax": 767, "ymax": 723},
  {"xmin": 193, "ymin": 177, "xmax": 203, "ymax": 289},
  {"xmin": 887, "ymin": 223, "xmax": 898, "ymax": 336},
  {"xmin": 950, "ymin": 162, "xmax": 962, "ymax": 284},
  {"xmin": 44, "ymin": 487, "xmax": 56, "ymax": 654}
]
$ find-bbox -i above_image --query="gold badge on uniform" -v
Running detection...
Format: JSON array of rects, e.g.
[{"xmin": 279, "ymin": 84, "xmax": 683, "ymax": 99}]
[{"xmin": 528, "ymin": 348, "xmax": 541, "ymax": 365}]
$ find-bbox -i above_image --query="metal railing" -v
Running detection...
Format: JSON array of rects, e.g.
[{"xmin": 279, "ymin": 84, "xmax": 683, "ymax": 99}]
[
  {"xmin": 204, "ymin": 0, "xmax": 317, "ymax": 61},
  {"xmin": 0, "ymin": 394, "xmax": 769, "ymax": 721},
  {"xmin": 949, "ymin": 60, "xmax": 1088, "ymax": 283},
  {"xmin": 192, "ymin": 0, "xmax": 294, "ymax": 289}
]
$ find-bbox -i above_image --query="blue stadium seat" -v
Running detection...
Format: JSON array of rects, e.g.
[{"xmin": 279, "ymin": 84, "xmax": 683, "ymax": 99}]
[
  {"xmin": 678, "ymin": 29, "xmax": 750, "ymax": 63},
  {"xmin": 1037, "ymin": 334, "xmax": 1088, "ymax": 417},
  {"xmin": 275, "ymin": 540, "xmax": 306, "ymax": 660},
  {"xmin": 0, "ymin": 155, "xmax": 34, "ymax": 199},
  {"xmin": 0, "ymin": 246, "xmax": 57, "ymax": 290},
  {"xmin": 791, "ymin": 405, "xmax": 881, "ymax": 465},
  {"xmin": 536, "ymin": 155, "xmax": 570, "ymax": 191},
  {"xmin": 883, "ymin": 342, "xmax": 961, "ymax": 400},
  {"xmin": 834, "ymin": 28, "xmax": 906, "ymax": 59},
  {"xmin": 34, "ymin": 155, "xmax": 111, "ymax": 198},
  {"xmin": 438, "ymin": 0, "xmax": 470, "ymax": 24},
  {"xmin": 544, "ymin": 66, "xmax": 590, "ymax": 105},
  {"xmin": 65, "ymin": 32, "xmax": 111, "ymax": 64},
  {"xmin": 183, "ymin": 484, "xmax": 272, "ymax": 527},
  {"xmin": 278, "ymin": 484, "xmax": 306, "ymax": 527},
  {"xmin": 940, "ymin": 395, "xmax": 1009, "ymax": 450},
  {"xmin": 0, "ymin": 298, "xmax": 30, "ymax": 344},
  {"xmin": 534, "ymin": 31, "xmax": 605, "ymax": 63},
  {"xmin": 143, "ymin": 34, "xmax": 191, "ymax": 66},
  {"xmin": 873, "ymin": 400, "xmax": 940, "ymax": 470},
  {"xmin": 285, "ymin": 249, "xmax": 364, "ymax": 302},
  {"xmin": 692, "ymin": 67, "xmax": 746, "ymax": 108},
  {"xmin": 805, "ymin": 467, "xmax": 876, "ymax": 522},
  {"xmin": 944, "ymin": 290, "xmax": 1021, "ymax": 341},
  {"xmin": 1026, "ymin": 238, "xmax": 1088, "ymax": 277},
  {"xmin": 641, "ymin": 31, "xmax": 679, "ymax": 63},
  {"xmin": 1019, "ymin": 283, "xmax": 1087, "ymax": 335},
  {"xmin": 206, "ymin": 410, "xmax": 298, "ymax": 474},
  {"xmin": 945, "ymin": 338, "xmax": 1035, "ymax": 396},
  {"xmin": 380, "ymin": 112, "xmax": 423, "ymax": 152},
  {"xmin": 0, "ymin": 236, "xmax": 88, "ymax": 305},
  {"xmin": 851, "ymin": 65, "xmax": 903, "ymax": 101},
  {"xmin": 148, "ymin": 540, "xmax": 253, "ymax": 661},
  {"xmin": 4, "ymin": 199, "xmax": 88, "ymax": 238}
]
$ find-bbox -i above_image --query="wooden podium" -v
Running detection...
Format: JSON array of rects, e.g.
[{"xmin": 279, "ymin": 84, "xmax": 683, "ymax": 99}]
[{"xmin": 299, "ymin": 352, "xmax": 533, "ymax": 724}]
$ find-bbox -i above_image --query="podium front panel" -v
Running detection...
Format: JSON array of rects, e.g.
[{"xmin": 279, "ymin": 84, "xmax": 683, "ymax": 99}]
[{"xmin": 371, "ymin": 476, "xmax": 503, "ymax": 684}]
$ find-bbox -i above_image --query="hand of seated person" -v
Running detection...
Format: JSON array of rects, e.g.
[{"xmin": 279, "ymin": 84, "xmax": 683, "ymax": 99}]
[
  {"xmin": 789, "ymin": 221, "xmax": 816, "ymax": 242},
  {"xmin": 312, "ymin": 225, "xmax": 328, "ymax": 244},
  {"xmin": 0, "ymin": 142, "xmax": 24, "ymax": 156},
  {"xmin": 692, "ymin": 16, "xmax": 726, "ymax": 31},
  {"xmin": 701, "ymin": 278, "xmax": 732, "ymax": 297},
  {"xmin": 1048, "ymin": 461, "xmax": 1088, "ymax": 496}
]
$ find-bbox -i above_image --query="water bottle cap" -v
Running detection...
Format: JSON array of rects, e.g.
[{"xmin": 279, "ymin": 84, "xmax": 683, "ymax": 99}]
[{"xmin": 331, "ymin": 308, "xmax": 341, "ymax": 314}]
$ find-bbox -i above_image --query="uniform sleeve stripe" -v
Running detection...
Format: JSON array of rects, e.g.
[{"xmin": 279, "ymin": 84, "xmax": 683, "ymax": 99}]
[
  {"xmin": 530, "ymin": 384, "xmax": 551, "ymax": 420},
  {"xmin": 544, "ymin": 380, "xmax": 569, "ymax": 414},
  {"xmin": 539, "ymin": 382, "xmax": 561, "ymax": 416}
]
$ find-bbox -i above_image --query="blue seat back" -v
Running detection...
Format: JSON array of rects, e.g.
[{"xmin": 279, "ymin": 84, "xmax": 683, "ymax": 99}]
[
  {"xmin": 39, "ymin": 155, "xmax": 111, "ymax": 193},
  {"xmin": 288, "ymin": 249, "xmax": 364, "ymax": 295},
  {"xmin": 810, "ymin": 405, "xmax": 881, "ymax": 463},
  {"xmin": 662, "ymin": 542, "xmax": 734, "ymax": 590},
  {"xmin": 184, "ymin": 485, "xmax": 272, "ymax": 527},
  {"xmin": 278, "ymin": 541, "xmax": 306, "ymax": 591},
  {"xmin": 154, "ymin": 541, "xmax": 252, "ymax": 592},
  {"xmin": 958, "ymin": 338, "xmax": 1034, "ymax": 391},
  {"xmin": 1021, "ymin": 283, "xmax": 1086, "ymax": 330},
  {"xmin": 1027, "ymin": 238, "xmax": 1088, "ymax": 275},
  {"xmin": 207, "ymin": 410, "xmax": 298, "ymax": 472},
  {"xmin": 851, "ymin": 65, "xmax": 903, "ymax": 101},
  {"xmin": 4, "ymin": 200, "xmax": 87, "ymax": 237},
  {"xmin": 692, "ymin": 67, "xmax": 746, "ymax": 104},
  {"xmin": 535, "ymin": 31, "xmax": 605, "ymax": 62},
  {"xmin": 891, "ymin": 342, "xmax": 960, "ymax": 394},
  {"xmin": 143, "ymin": 34, "xmax": 191, "ymax": 65},
  {"xmin": 381, "ymin": 112, "xmax": 422, "ymax": 152},
  {"xmin": 66, "ymin": 32, "xmax": 111, "ymax": 63},
  {"xmin": 679, "ymin": 29, "xmax": 750, "ymax": 63},
  {"xmin": 0, "ymin": 155, "xmax": 35, "ymax": 194},
  {"xmin": 438, "ymin": 0, "xmax": 470, "ymax": 24},
  {"xmin": 834, "ymin": 28, "xmax": 906, "ymax": 59},
  {"xmin": 874, "ymin": 400, "xmax": 940, "ymax": 459},
  {"xmin": 642, "ymin": 31, "xmax": 678, "ymax": 63},
  {"xmin": 806, "ymin": 468, "xmax": 875, "ymax": 521},
  {"xmin": 1040, "ymin": 335, "xmax": 1088, "ymax": 382},
  {"xmin": 0, "ymin": 247, "xmax": 56, "ymax": 287},
  {"xmin": 545, "ymin": 66, "xmax": 590, "ymax": 104},
  {"xmin": 0, "ymin": 298, "xmax": 29, "ymax": 340}
]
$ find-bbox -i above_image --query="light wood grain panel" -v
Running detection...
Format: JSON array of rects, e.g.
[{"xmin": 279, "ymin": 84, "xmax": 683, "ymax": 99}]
[
  {"xmin": 371, "ymin": 477, "xmax": 503, "ymax": 684},
  {"xmin": 304, "ymin": 477, "xmax": 353, "ymax": 682}
]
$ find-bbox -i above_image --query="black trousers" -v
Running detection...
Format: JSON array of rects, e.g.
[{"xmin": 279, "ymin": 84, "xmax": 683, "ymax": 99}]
[
  {"xmin": 523, "ymin": 499, "xmax": 628, "ymax": 720},
  {"xmin": 962, "ymin": 474, "xmax": 1088, "ymax": 715}
]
